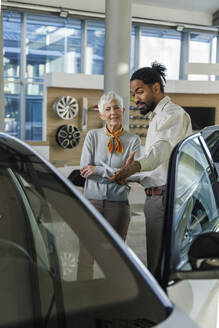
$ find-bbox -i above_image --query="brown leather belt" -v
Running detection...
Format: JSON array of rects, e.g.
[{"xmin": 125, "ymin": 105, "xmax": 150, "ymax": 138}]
[{"xmin": 145, "ymin": 185, "xmax": 166, "ymax": 196}]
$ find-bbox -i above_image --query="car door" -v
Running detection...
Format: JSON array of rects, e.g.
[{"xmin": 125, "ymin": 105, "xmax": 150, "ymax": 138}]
[
  {"xmin": 0, "ymin": 132, "xmax": 198, "ymax": 328},
  {"xmin": 158, "ymin": 129, "xmax": 219, "ymax": 328}
]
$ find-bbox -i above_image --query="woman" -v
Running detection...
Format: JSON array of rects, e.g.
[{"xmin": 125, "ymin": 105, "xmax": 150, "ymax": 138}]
[{"xmin": 80, "ymin": 90, "xmax": 141, "ymax": 240}]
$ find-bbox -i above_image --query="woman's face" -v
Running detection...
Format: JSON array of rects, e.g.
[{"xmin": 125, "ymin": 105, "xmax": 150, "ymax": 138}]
[{"xmin": 99, "ymin": 99, "xmax": 124, "ymax": 132}]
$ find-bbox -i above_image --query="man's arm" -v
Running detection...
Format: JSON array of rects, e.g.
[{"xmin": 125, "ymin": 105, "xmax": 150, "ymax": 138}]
[{"xmin": 111, "ymin": 159, "xmax": 141, "ymax": 183}]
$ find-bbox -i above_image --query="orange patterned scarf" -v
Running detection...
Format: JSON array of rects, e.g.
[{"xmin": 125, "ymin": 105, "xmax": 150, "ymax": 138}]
[{"xmin": 104, "ymin": 126, "xmax": 125, "ymax": 154}]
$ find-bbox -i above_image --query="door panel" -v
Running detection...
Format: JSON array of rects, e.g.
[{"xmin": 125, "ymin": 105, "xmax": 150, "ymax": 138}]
[
  {"xmin": 160, "ymin": 130, "xmax": 219, "ymax": 328},
  {"xmin": 168, "ymin": 279, "xmax": 219, "ymax": 328}
]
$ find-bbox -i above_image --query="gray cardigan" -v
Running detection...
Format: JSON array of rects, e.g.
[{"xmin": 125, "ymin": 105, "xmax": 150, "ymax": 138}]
[{"xmin": 80, "ymin": 127, "xmax": 141, "ymax": 201}]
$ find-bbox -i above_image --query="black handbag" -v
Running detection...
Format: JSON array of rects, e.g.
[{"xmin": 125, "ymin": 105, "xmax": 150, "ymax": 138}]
[{"xmin": 68, "ymin": 169, "xmax": 85, "ymax": 187}]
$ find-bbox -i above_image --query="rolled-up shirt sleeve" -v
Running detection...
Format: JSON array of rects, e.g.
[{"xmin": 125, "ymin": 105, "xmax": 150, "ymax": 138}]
[{"xmin": 139, "ymin": 139, "xmax": 171, "ymax": 171}]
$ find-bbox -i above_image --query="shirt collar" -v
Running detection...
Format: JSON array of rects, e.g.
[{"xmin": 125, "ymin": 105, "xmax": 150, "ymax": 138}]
[{"xmin": 147, "ymin": 96, "xmax": 171, "ymax": 121}]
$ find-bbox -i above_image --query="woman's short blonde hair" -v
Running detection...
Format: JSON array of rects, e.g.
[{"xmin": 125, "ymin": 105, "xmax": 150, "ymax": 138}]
[{"xmin": 98, "ymin": 90, "xmax": 123, "ymax": 113}]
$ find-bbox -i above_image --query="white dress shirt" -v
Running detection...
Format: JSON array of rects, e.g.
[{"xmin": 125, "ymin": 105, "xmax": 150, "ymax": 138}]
[{"xmin": 136, "ymin": 96, "xmax": 193, "ymax": 188}]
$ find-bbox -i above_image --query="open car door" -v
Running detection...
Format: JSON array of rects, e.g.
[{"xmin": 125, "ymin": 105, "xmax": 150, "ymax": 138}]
[{"xmin": 158, "ymin": 126, "xmax": 219, "ymax": 328}]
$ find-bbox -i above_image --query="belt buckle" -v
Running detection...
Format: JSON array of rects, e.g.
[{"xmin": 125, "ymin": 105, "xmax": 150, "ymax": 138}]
[{"xmin": 146, "ymin": 188, "xmax": 153, "ymax": 196}]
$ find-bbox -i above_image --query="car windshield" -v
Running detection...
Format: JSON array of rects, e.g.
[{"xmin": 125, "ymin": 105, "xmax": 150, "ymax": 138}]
[{"xmin": 0, "ymin": 135, "xmax": 170, "ymax": 328}]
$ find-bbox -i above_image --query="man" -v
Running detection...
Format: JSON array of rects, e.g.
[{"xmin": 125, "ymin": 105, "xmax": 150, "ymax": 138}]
[{"xmin": 111, "ymin": 62, "xmax": 192, "ymax": 275}]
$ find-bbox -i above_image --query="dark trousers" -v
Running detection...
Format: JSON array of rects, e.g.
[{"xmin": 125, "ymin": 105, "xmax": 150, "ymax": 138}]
[
  {"xmin": 77, "ymin": 199, "xmax": 130, "ymax": 280},
  {"xmin": 144, "ymin": 194, "xmax": 165, "ymax": 275}
]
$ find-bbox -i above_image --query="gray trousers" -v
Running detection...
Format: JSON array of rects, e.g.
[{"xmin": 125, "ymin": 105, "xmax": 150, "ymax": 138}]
[
  {"xmin": 89, "ymin": 199, "xmax": 130, "ymax": 240},
  {"xmin": 77, "ymin": 199, "xmax": 130, "ymax": 280},
  {"xmin": 144, "ymin": 194, "xmax": 165, "ymax": 275}
]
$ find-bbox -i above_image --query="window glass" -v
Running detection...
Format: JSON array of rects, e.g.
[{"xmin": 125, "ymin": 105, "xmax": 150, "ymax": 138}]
[
  {"xmin": 0, "ymin": 137, "xmax": 172, "ymax": 327},
  {"xmin": 188, "ymin": 33, "xmax": 217, "ymax": 81},
  {"xmin": 25, "ymin": 83, "xmax": 44, "ymax": 140},
  {"xmin": 173, "ymin": 137, "xmax": 219, "ymax": 270},
  {"xmin": 4, "ymin": 82, "xmax": 21, "ymax": 138},
  {"xmin": 0, "ymin": 143, "xmax": 139, "ymax": 326},
  {"xmin": 26, "ymin": 13, "xmax": 82, "ymax": 80},
  {"xmin": 139, "ymin": 27, "xmax": 181, "ymax": 80},
  {"xmin": 203, "ymin": 129, "xmax": 219, "ymax": 176},
  {"xmin": 86, "ymin": 20, "xmax": 105, "ymax": 74},
  {"xmin": 3, "ymin": 11, "xmax": 21, "ymax": 79}
]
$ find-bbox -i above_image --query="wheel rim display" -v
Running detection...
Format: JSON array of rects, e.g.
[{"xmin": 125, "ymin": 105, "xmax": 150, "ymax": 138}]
[
  {"xmin": 53, "ymin": 96, "xmax": 79, "ymax": 120},
  {"xmin": 56, "ymin": 125, "xmax": 81, "ymax": 149}
]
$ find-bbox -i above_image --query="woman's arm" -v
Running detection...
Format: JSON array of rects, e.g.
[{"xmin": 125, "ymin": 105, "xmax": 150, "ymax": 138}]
[{"xmin": 80, "ymin": 131, "xmax": 115, "ymax": 183}]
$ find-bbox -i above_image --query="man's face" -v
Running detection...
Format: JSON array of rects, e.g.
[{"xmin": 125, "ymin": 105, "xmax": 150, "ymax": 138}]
[{"xmin": 130, "ymin": 79, "xmax": 157, "ymax": 115}]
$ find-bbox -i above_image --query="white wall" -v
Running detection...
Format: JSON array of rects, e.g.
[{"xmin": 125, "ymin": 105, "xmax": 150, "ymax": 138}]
[{"xmin": 44, "ymin": 72, "xmax": 219, "ymax": 94}]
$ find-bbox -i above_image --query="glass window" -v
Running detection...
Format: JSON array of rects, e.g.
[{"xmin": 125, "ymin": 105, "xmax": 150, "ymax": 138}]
[
  {"xmin": 173, "ymin": 137, "xmax": 219, "ymax": 270},
  {"xmin": 25, "ymin": 83, "xmax": 44, "ymax": 140},
  {"xmin": 188, "ymin": 32, "xmax": 217, "ymax": 81},
  {"xmin": 4, "ymin": 82, "xmax": 21, "ymax": 138},
  {"xmin": 0, "ymin": 137, "xmax": 171, "ymax": 327},
  {"xmin": 3, "ymin": 11, "xmax": 21, "ymax": 79},
  {"xmin": 26, "ymin": 14, "xmax": 82, "ymax": 81},
  {"xmin": 0, "ymin": 141, "xmax": 138, "ymax": 326},
  {"xmin": 86, "ymin": 20, "xmax": 105, "ymax": 74},
  {"xmin": 139, "ymin": 27, "xmax": 181, "ymax": 80},
  {"xmin": 202, "ymin": 129, "xmax": 219, "ymax": 176}
]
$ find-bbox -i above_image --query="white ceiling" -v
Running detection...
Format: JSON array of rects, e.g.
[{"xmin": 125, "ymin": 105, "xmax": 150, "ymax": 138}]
[
  {"xmin": 3, "ymin": 0, "xmax": 219, "ymax": 26},
  {"xmin": 133, "ymin": 0, "xmax": 219, "ymax": 15}
]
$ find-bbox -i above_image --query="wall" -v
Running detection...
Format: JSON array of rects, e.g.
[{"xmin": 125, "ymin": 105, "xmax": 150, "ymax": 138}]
[
  {"xmin": 46, "ymin": 87, "xmax": 103, "ymax": 166},
  {"xmin": 35, "ymin": 73, "xmax": 219, "ymax": 170}
]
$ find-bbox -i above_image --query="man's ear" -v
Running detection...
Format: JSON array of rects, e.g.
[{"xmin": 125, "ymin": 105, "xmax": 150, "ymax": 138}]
[
  {"xmin": 122, "ymin": 107, "xmax": 125, "ymax": 114},
  {"xmin": 152, "ymin": 82, "xmax": 160, "ymax": 94}
]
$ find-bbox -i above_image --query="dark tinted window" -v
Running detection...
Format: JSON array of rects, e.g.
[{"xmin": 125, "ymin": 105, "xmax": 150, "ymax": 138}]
[{"xmin": 0, "ymin": 136, "xmax": 171, "ymax": 327}]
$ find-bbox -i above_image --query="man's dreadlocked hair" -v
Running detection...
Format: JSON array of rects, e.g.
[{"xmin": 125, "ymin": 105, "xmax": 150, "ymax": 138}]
[{"xmin": 130, "ymin": 62, "xmax": 167, "ymax": 93}]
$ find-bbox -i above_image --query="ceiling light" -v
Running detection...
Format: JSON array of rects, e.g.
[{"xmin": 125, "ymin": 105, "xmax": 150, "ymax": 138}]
[
  {"xmin": 176, "ymin": 25, "xmax": 184, "ymax": 32},
  {"xmin": 59, "ymin": 10, "xmax": 69, "ymax": 18}
]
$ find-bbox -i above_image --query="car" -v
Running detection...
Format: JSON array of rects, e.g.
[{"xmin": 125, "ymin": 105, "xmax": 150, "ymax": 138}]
[
  {"xmin": 157, "ymin": 125, "xmax": 219, "ymax": 328},
  {"xmin": 0, "ymin": 125, "xmax": 218, "ymax": 328}
]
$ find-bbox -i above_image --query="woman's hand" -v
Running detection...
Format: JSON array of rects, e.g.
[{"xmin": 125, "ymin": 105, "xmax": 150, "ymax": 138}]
[{"xmin": 80, "ymin": 165, "xmax": 95, "ymax": 178}]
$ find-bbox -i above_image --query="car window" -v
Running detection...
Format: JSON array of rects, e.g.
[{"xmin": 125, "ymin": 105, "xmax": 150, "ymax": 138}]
[
  {"xmin": 203, "ymin": 129, "xmax": 219, "ymax": 176},
  {"xmin": 0, "ymin": 138, "xmax": 171, "ymax": 328},
  {"xmin": 172, "ymin": 136, "xmax": 219, "ymax": 270}
]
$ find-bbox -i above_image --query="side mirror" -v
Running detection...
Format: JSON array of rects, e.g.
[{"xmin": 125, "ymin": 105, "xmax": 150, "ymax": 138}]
[{"xmin": 188, "ymin": 232, "xmax": 219, "ymax": 270}]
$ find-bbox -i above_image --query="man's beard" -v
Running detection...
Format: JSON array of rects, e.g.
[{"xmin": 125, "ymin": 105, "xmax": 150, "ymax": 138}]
[{"xmin": 136, "ymin": 101, "xmax": 156, "ymax": 115}]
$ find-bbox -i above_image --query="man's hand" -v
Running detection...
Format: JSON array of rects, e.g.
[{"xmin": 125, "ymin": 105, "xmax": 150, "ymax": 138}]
[
  {"xmin": 111, "ymin": 160, "xmax": 141, "ymax": 184},
  {"xmin": 111, "ymin": 151, "xmax": 136, "ymax": 185},
  {"xmin": 80, "ymin": 165, "xmax": 95, "ymax": 178}
]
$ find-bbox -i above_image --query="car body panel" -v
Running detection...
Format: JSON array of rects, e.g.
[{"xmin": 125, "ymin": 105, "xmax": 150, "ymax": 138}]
[{"xmin": 168, "ymin": 279, "xmax": 219, "ymax": 328}]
